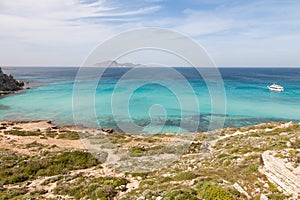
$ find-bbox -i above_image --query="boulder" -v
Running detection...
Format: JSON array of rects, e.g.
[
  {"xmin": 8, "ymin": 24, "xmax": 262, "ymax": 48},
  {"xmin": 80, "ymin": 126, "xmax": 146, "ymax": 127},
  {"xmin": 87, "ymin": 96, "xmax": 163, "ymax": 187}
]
[
  {"xmin": 260, "ymin": 150, "xmax": 300, "ymax": 195},
  {"xmin": 101, "ymin": 128, "xmax": 114, "ymax": 134}
]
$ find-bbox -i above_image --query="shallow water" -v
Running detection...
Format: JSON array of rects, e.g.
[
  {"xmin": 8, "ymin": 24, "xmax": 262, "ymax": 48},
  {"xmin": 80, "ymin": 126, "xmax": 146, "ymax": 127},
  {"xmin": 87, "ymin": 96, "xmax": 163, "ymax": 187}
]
[{"xmin": 0, "ymin": 67, "xmax": 299, "ymax": 133}]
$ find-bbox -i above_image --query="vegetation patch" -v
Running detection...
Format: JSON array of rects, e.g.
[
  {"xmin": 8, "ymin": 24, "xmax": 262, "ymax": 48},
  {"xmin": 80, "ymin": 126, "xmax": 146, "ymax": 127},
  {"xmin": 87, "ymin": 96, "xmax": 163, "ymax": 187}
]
[
  {"xmin": 25, "ymin": 141, "xmax": 45, "ymax": 148},
  {"xmin": 54, "ymin": 176, "xmax": 129, "ymax": 200},
  {"xmin": 0, "ymin": 188, "xmax": 28, "ymax": 199},
  {"xmin": 4, "ymin": 130, "xmax": 42, "ymax": 136},
  {"xmin": 0, "ymin": 150, "xmax": 99, "ymax": 184},
  {"xmin": 197, "ymin": 180, "xmax": 238, "ymax": 200},
  {"xmin": 174, "ymin": 171, "xmax": 197, "ymax": 181},
  {"xmin": 57, "ymin": 131, "xmax": 80, "ymax": 140},
  {"xmin": 130, "ymin": 146, "xmax": 147, "ymax": 155},
  {"xmin": 164, "ymin": 189, "xmax": 198, "ymax": 200},
  {"xmin": 45, "ymin": 131, "xmax": 58, "ymax": 138}
]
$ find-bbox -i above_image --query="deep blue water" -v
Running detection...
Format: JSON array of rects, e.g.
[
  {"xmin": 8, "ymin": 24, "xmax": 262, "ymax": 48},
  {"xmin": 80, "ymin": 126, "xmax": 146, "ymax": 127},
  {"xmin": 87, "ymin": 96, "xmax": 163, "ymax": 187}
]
[{"xmin": 0, "ymin": 67, "xmax": 299, "ymax": 133}]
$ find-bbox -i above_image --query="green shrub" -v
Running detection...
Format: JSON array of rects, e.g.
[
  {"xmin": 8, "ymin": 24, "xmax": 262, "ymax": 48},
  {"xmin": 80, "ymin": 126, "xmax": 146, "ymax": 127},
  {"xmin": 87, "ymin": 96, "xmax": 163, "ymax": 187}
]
[
  {"xmin": 268, "ymin": 182, "xmax": 280, "ymax": 193},
  {"xmin": 217, "ymin": 153, "xmax": 229, "ymax": 159},
  {"xmin": 0, "ymin": 151, "xmax": 99, "ymax": 184},
  {"xmin": 267, "ymin": 194, "xmax": 289, "ymax": 200},
  {"xmin": 36, "ymin": 151, "xmax": 99, "ymax": 176},
  {"xmin": 158, "ymin": 176, "xmax": 172, "ymax": 183},
  {"xmin": 57, "ymin": 131, "xmax": 80, "ymax": 140},
  {"xmin": 25, "ymin": 141, "xmax": 45, "ymax": 148},
  {"xmin": 197, "ymin": 181, "xmax": 235, "ymax": 200},
  {"xmin": 54, "ymin": 176, "xmax": 129, "ymax": 200},
  {"xmin": 250, "ymin": 133, "xmax": 261, "ymax": 137},
  {"xmin": 164, "ymin": 189, "xmax": 199, "ymax": 200},
  {"xmin": 223, "ymin": 160, "xmax": 231, "ymax": 166},
  {"xmin": 5, "ymin": 173, "xmax": 30, "ymax": 184},
  {"xmin": 0, "ymin": 188, "xmax": 28, "ymax": 199},
  {"xmin": 175, "ymin": 171, "xmax": 197, "ymax": 181},
  {"xmin": 248, "ymin": 164, "xmax": 259, "ymax": 173},
  {"xmin": 275, "ymin": 153, "xmax": 285, "ymax": 159},
  {"xmin": 130, "ymin": 146, "xmax": 146, "ymax": 154},
  {"xmin": 12, "ymin": 127, "xmax": 22, "ymax": 130},
  {"xmin": 0, "ymin": 151, "xmax": 23, "ymax": 170},
  {"xmin": 41, "ymin": 175, "xmax": 64, "ymax": 185},
  {"xmin": 45, "ymin": 131, "xmax": 58, "ymax": 138},
  {"xmin": 4, "ymin": 130, "xmax": 42, "ymax": 136}
]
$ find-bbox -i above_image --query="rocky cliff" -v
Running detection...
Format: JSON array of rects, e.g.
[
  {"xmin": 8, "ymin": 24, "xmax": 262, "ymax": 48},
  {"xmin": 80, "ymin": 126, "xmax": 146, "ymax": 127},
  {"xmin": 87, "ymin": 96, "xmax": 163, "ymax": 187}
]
[{"xmin": 0, "ymin": 67, "xmax": 24, "ymax": 94}]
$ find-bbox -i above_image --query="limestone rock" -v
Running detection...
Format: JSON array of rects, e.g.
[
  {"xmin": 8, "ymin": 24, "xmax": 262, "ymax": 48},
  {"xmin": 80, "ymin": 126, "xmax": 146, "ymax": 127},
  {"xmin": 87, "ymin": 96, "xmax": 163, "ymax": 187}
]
[
  {"xmin": 260, "ymin": 150, "xmax": 300, "ymax": 195},
  {"xmin": 260, "ymin": 194, "xmax": 268, "ymax": 200}
]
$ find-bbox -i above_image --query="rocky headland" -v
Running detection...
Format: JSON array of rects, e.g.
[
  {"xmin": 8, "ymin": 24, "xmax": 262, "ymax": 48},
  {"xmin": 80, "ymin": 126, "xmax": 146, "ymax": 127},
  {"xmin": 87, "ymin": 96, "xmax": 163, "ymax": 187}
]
[
  {"xmin": 0, "ymin": 67, "xmax": 26, "ymax": 95},
  {"xmin": 0, "ymin": 121, "xmax": 299, "ymax": 199}
]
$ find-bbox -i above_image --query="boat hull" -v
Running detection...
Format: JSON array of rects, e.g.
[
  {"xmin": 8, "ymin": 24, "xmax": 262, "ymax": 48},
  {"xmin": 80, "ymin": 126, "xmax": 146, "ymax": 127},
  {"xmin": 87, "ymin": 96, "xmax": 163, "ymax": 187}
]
[{"xmin": 267, "ymin": 86, "xmax": 284, "ymax": 92}]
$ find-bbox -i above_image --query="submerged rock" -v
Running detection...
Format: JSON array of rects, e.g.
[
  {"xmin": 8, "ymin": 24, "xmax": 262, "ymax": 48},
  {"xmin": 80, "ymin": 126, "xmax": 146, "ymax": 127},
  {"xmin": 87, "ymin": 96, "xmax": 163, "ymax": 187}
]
[{"xmin": 0, "ymin": 67, "xmax": 25, "ymax": 95}]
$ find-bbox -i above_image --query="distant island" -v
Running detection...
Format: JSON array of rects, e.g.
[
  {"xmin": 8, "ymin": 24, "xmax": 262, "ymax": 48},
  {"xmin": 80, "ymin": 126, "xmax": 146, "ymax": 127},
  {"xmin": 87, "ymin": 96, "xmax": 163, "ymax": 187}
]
[{"xmin": 94, "ymin": 60, "xmax": 145, "ymax": 67}]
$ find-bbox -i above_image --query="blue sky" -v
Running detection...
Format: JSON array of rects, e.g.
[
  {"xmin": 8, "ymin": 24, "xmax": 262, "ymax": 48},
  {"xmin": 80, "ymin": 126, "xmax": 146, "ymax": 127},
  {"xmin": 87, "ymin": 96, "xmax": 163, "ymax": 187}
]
[{"xmin": 0, "ymin": 0, "xmax": 300, "ymax": 66}]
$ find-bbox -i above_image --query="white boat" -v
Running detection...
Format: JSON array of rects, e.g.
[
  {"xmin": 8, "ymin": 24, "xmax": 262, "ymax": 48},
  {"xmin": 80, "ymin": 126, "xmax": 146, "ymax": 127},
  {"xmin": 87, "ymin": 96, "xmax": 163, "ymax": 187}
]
[{"xmin": 267, "ymin": 83, "xmax": 284, "ymax": 92}]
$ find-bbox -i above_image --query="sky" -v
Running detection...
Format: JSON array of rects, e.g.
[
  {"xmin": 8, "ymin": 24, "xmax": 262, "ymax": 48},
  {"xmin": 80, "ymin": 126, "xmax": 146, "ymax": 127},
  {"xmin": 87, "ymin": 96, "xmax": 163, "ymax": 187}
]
[{"xmin": 0, "ymin": 0, "xmax": 300, "ymax": 67}]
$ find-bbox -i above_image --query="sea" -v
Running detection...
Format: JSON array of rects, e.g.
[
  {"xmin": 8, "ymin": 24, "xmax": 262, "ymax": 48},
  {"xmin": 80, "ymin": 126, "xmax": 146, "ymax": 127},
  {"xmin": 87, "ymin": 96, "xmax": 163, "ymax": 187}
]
[{"xmin": 0, "ymin": 67, "xmax": 299, "ymax": 133}]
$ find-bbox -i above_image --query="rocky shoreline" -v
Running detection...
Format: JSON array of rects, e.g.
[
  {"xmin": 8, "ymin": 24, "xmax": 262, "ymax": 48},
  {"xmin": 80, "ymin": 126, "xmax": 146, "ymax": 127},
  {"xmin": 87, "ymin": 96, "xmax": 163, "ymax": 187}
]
[
  {"xmin": 0, "ymin": 67, "xmax": 27, "ymax": 96},
  {"xmin": 0, "ymin": 120, "xmax": 299, "ymax": 199}
]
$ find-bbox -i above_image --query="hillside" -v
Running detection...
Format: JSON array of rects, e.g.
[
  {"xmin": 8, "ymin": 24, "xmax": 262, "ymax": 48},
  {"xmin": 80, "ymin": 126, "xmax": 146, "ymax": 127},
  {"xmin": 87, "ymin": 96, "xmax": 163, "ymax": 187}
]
[{"xmin": 0, "ymin": 121, "xmax": 299, "ymax": 199}]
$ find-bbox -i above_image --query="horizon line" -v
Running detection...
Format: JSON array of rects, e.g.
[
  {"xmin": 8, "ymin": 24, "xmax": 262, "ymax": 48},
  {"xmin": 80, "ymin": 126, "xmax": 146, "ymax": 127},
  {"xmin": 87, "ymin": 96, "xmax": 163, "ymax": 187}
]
[{"xmin": 2, "ymin": 65, "xmax": 300, "ymax": 68}]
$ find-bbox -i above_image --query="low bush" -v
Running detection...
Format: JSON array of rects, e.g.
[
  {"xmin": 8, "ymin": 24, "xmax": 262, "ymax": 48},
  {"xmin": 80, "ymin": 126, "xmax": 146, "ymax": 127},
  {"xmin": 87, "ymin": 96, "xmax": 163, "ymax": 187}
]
[
  {"xmin": 45, "ymin": 131, "xmax": 58, "ymax": 138},
  {"xmin": 0, "ymin": 150, "xmax": 99, "ymax": 184},
  {"xmin": 197, "ymin": 180, "xmax": 236, "ymax": 200},
  {"xmin": 130, "ymin": 146, "xmax": 146, "ymax": 154},
  {"xmin": 25, "ymin": 141, "xmax": 45, "ymax": 148},
  {"xmin": 0, "ymin": 188, "xmax": 28, "ymax": 199},
  {"xmin": 57, "ymin": 131, "xmax": 80, "ymax": 140},
  {"xmin": 4, "ymin": 130, "xmax": 42, "ymax": 136},
  {"xmin": 175, "ymin": 171, "xmax": 197, "ymax": 181},
  {"xmin": 54, "ymin": 176, "xmax": 129, "ymax": 200},
  {"xmin": 164, "ymin": 189, "xmax": 199, "ymax": 200}
]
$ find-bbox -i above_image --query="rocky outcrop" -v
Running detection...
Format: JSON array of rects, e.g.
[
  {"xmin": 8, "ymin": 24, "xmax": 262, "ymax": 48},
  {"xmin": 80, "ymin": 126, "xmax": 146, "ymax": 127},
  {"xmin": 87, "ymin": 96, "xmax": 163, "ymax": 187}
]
[
  {"xmin": 260, "ymin": 150, "xmax": 300, "ymax": 196},
  {"xmin": 0, "ymin": 67, "xmax": 25, "ymax": 95}
]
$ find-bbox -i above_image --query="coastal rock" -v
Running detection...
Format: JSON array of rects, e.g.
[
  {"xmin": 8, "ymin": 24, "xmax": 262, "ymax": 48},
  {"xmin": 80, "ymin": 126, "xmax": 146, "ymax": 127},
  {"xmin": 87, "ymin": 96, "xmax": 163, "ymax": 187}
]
[
  {"xmin": 260, "ymin": 150, "xmax": 300, "ymax": 195},
  {"xmin": 101, "ymin": 128, "xmax": 114, "ymax": 134},
  {"xmin": 260, "ymin": 194, "xmax": 268, "ymax": 200},
  {"xmin": 0, "ymin": 67, "xmax": 25, "ymax": 94},
  {"xmin": 233, "ymin": 182, "xmax": 251, "ymax": 199}
]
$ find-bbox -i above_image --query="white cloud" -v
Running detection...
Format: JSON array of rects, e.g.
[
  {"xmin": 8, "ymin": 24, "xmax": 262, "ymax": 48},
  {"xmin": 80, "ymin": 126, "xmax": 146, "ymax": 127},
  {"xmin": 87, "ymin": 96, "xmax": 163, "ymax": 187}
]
[
  {"xmin": 160, "ymin": 1, "xmax": 300, "ymax": 67},
  {"xmin": 0, "ymin": 0, "xmax": 162, "ymax": 66},
  {"xmin": 0, "ymin": 0, "xmax": 300, "ymax": 66},
  {"xmin": 174, "ymin": 9, "xmax": 233, "ymax": 36}
]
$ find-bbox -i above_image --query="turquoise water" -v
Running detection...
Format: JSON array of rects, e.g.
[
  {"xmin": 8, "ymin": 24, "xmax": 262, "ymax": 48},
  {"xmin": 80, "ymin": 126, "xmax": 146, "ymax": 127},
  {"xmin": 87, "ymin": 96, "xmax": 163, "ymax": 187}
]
[{"xmin": 0, "ymin": 67, "xmax": 300, "ymax": 133}]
